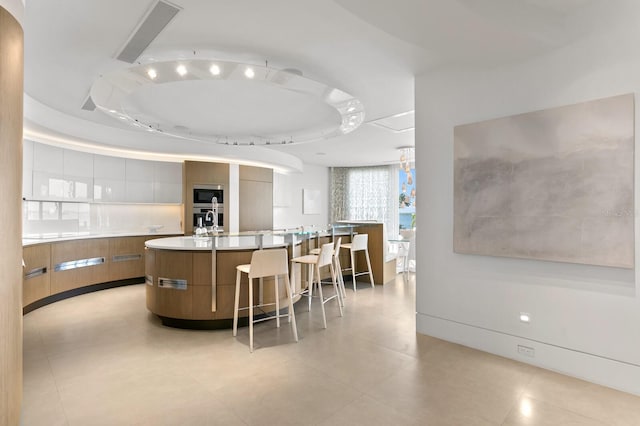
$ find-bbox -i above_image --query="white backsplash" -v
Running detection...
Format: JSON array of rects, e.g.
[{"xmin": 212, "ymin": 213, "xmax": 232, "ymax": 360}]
[{"xmin": 23, "ymin": 201, "xmax": 183, "ymax": 238}]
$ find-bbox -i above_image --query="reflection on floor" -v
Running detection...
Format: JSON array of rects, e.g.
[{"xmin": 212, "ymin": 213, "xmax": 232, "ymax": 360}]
[{"xmin": 22, "ymin": 275, "xmax": 640, "ymax": 425}]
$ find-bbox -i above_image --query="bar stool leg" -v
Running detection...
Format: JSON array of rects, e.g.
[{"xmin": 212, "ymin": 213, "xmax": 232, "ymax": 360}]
[
  {"xmin": 249, "ymin": 277, "xmax": 254, "ymax": 352},
  {"xmin": 288, "ymin": 262, "xmax": 294, "ymax": 323},
  {"xmin": 275, "ymin": 275, "xmax": 280, "ymax": 328},
  {"xmin": 334, "ymin": 255, "xmax": 346, "ymax": 303},
  {"xmin": 330, "ymin": 262, "xmax": 343, "ymax": 317},
  {"xmin": 316, "ymin": 264, "xmax": 327, "ymax": 329},
  {"xmin": 307, "ymin": 264, "xmax": 314, "ymax": 312},
  {"xmin": 365, "ymin": 248, "xmax": 375, "ymax": 288},
  {"xmin": 233, "ymin": 269, "xmax": 241, "ymax": 337},
  {"xmin": 285, "ymin": 274, "xmax": 298, "ymax": 342},
  {"xmin": 350, "ymin": 249, "xmax": 357, "ymax": 292}
]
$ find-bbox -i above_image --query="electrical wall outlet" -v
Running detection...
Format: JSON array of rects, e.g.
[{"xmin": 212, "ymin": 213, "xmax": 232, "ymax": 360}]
[{"xmin": 517, "ymin": 345, "xmax": 535, "ymax": 357}]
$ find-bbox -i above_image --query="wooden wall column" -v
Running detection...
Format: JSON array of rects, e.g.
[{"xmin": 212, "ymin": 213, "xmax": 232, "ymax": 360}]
[{"xmin": 0, "ymin": 3, "xmax": 23, "ymax": 425}]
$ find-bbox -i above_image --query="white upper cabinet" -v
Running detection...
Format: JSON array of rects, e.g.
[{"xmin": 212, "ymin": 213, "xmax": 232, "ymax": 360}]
[
  {"xmin": 94, "ymin": 155, "xmax": 126, "ymax": 202},
  {"xmin": 26, "ymin": 142, "xmax": 184, "ymax": 204},
  {"xmin": 63, "ymin": 150, "xmax": 93, "ymax": 177},
  {"xmin": 33, "ymin": 143, "xmax": 63, "ymax": 174},
  {"xmin": 125, "ymin": 181, "xmax": 154, "ymax": 203},
  {"xmin": 125, "ymin": 159, "xmax": 155, "ymax": 182},
  {"xmin": 32, "ymin": 143, "xmax": 64, "ymax": 200},
  {"xmin": 62, "ymin": 150, "xmax": 93, "ymax": 200},
  {"xmin": 94, "ymin": 155, "xmax": 125, "ymax": 179},
  {"xmin": 153, "ymin": 162, "xmax": 182, "ymax": 203}
]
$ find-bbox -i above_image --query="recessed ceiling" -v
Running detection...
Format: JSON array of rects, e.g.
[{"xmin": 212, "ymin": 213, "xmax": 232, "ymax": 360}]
[
  {"xmin": 22, "ymin": 0, "xmax": 606, "ymax": 169},
  {"xmin": 125, "ymin": 79, "xmax": 340, "ymax": 137}
]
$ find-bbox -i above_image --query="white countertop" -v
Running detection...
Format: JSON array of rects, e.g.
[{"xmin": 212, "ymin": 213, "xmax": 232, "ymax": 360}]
[
  {"xmin": 22, "ymin": 231, "xmax": 182, "ymax": 247},
  {"xmin": 145, "ymin": 235, "xmax": 291, "ymax": 251}
]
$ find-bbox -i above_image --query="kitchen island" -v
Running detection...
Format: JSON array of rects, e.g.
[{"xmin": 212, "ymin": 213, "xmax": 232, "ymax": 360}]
[
  {"xmin": 144, "ymin": 222, "xmax": 394, "ymax": 329},
  {"xmin": 144, "ymin": 234, "xmax": 306, "ymax": 329}
]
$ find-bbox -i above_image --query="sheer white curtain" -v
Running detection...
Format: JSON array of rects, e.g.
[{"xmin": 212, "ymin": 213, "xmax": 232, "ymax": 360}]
[{"xmin": 330, "ymin": 165, "xmax": 398, "ymax": 239}]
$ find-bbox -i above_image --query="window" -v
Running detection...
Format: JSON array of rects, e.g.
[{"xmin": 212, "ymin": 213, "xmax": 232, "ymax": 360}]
[{"xmin": 330, "ymin": 165, "xmax": 398, "ymax": 238}]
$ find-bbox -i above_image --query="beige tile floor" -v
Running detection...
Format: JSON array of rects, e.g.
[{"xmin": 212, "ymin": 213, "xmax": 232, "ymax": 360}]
[{"xmin": 22, "ymin": 275, "xmax": 640, "ymax": 425}]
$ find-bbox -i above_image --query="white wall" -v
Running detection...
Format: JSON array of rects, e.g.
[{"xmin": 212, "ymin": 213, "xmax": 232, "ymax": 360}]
[
  {"xmin": 273, "ymin": 164, "xmax": 330, "ymax": 229},
  {"xmin": 416, "ymin": 5, "xmax": 640, "ymax": 395}
]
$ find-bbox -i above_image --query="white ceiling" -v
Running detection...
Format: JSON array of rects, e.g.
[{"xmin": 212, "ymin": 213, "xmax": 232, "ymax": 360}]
[{"xmin": 23, "ymin": 0, "xmax": 605, "ymax": 171}]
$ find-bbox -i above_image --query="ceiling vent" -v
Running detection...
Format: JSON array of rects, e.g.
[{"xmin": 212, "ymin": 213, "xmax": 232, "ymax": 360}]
[
  {"xmin": 115, "ymin": 0, "xmax": 181, "ymax": 63},
  {"xmin": 369, "ymin": 110, "xmax": 415, "ymax": 133},
  {"xmin": 81, "ymin": 94, "xmax": 96, "ymax": 111}
]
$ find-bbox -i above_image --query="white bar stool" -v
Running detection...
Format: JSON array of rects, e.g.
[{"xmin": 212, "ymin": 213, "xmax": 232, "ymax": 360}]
[
  {"xmin": 397, "ymin": 239, "xmax": 410, "ymax": 284},
  {"xmin": 340, "ymin": 234, "xmax": 374, "ymax": 292},
  {"xmin": 309, "ymin": 237, "xmax": 346, "ymax": 305},
  {"xmin": 291, "ymin": 242, "xmax": 343, "ymax": 328},
  {"xmin": 233, "ymin": 248, "xmax": 298, "ymax": 352}
]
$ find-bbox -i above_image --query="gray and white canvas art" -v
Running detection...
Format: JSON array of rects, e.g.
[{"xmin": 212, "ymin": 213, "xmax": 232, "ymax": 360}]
[{"xmin": 454, "ymin": 94, "xmax": 634, "ymax": 268}]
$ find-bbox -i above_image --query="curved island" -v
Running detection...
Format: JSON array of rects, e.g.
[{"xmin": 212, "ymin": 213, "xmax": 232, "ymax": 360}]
[{"xmin": 145, "ymin": 234, "xmax": 307, "ymax": 329}]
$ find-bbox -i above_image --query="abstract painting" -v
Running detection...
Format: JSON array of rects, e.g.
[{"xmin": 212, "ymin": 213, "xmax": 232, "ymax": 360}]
[{"xmin": 454, "ymin": 94, "xmax": 634, "ymax": 268}]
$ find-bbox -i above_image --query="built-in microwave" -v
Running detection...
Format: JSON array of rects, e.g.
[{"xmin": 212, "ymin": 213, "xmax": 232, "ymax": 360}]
[{"xmin": 193, "ymin": 184, "xmax": 224, "ymax": 206}]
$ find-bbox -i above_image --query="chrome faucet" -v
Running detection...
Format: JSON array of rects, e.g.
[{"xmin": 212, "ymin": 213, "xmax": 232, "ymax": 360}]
[{"xmin": 205, "ymin": 196, "xmax": 219, "ymax": 232}]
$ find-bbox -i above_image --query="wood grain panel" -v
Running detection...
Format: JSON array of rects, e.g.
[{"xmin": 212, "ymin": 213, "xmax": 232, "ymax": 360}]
[
  {"xmin": 216, "ymin": 251, "xmax": 253, "ymax": 286},
  {"xmin": 50, "ymin": 239, "xmax": 110, "ymax": 294},
  {"xmin": 192, "ymin": 252, "xmax": 212, "ymax": 285},
  {"xmin": 153, "ymin": 250, "xmax": 193, "ymax": 318},
  {"xmin": 22, "ymin": 244, "xmax": 51, "ymax": 306},
  {"xmin": 145, "ymin": 247, "xmax": 156, "ymax": 312},
  {"xmin": 355, "ymin": 224, "xmax": 385, "ymax": 284},
  {"xmin": 108, "ymin": 236, "xmax": 146, "ymax": 281},
  {"xmin": 146, "ymin": 247, "xmax": 295, "ymax": 321},
  {"xmin": 239, "ymin": 165, "xmax": 272, "ymax": 182},
  {"xmin": 155, "ymin": 285, "xmax": 192, "ymax": 318},
  {"xmin": 155, "ymin": 250, "xmax": 193, "ymax": 283},
  {"xmin": 239, "ymin": 180, "xmax": 273, "ymax": 231},
  {"xmin": 184, "ymin": 161, "xmax": 229, "ymax": 232},
  {"xmin": 0, "ymin": 7, "xmax": 23, "ymax": 424},
  {"xmin": 192, "ymin": 284, "xmax": 248, "ymax": 319}
]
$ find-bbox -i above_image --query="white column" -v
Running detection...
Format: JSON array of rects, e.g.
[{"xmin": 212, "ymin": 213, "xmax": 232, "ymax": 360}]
[{"xmin": 228, "ymin": 163, "xmax": 240, "ymax": 233}]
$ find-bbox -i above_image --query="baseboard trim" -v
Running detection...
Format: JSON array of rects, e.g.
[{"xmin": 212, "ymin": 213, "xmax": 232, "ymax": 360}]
[
  {"xmin": 23, "ymin": 277, "xmax": 145, "ymax": 314},
  {"xmin": 416, "ymin": 312, "xmax": 640, "ymax": 396}
]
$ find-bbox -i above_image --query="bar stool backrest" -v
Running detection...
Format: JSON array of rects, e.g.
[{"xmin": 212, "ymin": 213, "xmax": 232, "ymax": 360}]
[
  {"xmin": 333, "ymin": 237, "xmax": 342, "ymax": 257},
  {"xmin": 351, "ymin": 234, "xmax": 368, "ymax": 252},
  {"xmin": 248, "ymin": 248, "xmax": 289, "ymax": 279},
  {"xmin": 318, "ymin": 242, "xmax": 334, "ymax": 268}
]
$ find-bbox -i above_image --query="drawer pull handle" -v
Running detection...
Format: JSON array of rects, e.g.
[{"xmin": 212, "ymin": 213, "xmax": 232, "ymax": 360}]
[
  {"xmin": 54, "ymin": 257, "xmax": 105, "ymax": 272},
  {"xmin": 113, "ymin": 254, "xmax": 143, "ymax": 262},
  {"xmin": 24, "ymin": 267, "xmax": 47, "ymax": 280},
  {"xmin": 158, "ymin": 277, "xmax": 187, "ymax": 290},
  {"xmin": 145, "ymin": 275, "xmax": 153, "ymax": 286}
]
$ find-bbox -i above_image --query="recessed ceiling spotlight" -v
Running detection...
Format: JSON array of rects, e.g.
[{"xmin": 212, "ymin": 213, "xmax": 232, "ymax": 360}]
[
  {"xmin": 147, "ymin": 68, "xmax": 157, "ymax": 79},
  {"xmin": 316, "ymin": 152, "xmax": 326, "ymax": 156},
  {"xmin": 176, "ymin": 64, "xmax": 187, "ymax": 76},
  {"xmin": 244, "ymin": 67, "xmax": 255, "ymax": 79},
  {"xmin": 209, "ymin": 64, "xmax": 221, "ymax": 76}
]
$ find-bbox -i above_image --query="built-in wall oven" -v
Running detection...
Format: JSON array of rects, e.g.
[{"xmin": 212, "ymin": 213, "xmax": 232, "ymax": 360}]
[{"xmin": 192, "ymin": 184, "xmax": 224, "ymax": 231}]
